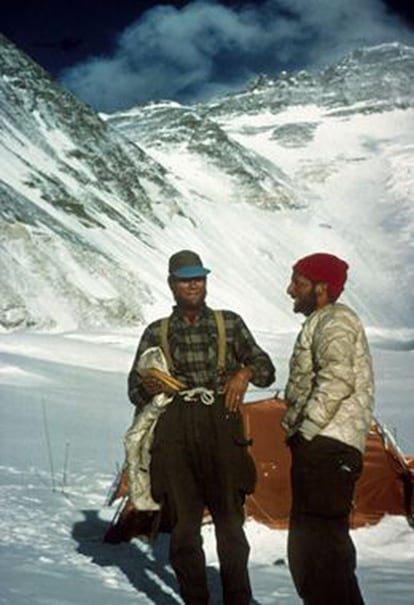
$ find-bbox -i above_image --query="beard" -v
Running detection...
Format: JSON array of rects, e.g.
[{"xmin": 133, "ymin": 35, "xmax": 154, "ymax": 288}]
[{"xmin": 294, "ymin": 286, "xmax": 318, "ymax": 316}]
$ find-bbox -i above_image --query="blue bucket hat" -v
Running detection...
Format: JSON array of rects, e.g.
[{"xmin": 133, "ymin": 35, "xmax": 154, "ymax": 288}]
[{"xmin": 168, "ymin": 250, "xmax": 210, "ymax": 279}]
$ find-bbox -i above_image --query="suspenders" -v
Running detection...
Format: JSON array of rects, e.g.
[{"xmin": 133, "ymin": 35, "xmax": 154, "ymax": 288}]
[
  {"xmin": 214, "ymin": 309, "xmax": 226, "ymax": 376},
  {"xmin": 160, "ymin": 310, "xmax": 226, "ymax": 376},
  {"xmin": 160, "ymin": 315, "xmax": 173, "ymax": 371}
]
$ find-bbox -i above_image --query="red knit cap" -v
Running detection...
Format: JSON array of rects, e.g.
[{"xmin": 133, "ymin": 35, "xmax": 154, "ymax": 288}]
[{"xmin": 293, "ymin": 253, "xmax": 349, "ymax": 302}]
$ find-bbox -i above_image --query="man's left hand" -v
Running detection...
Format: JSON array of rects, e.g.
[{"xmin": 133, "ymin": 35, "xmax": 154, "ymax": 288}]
[{"xmin": 223, "ymin": 367, "xmax": 254, "ymax": 412}]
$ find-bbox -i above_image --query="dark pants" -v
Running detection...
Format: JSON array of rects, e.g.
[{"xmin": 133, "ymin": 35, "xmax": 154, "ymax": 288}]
[
  {"xmin": 288, "ymin": 434, "xmax": 365, "ymax": 605},
  {"xmin": 150, "ymin": 394, "xmax": 256, "ymax": 605}
]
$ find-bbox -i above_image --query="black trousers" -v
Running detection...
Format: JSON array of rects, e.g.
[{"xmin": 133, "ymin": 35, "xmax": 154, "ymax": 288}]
[
  {"xmin": 150, "ymin": 395, "xmax": 256, "ymax": 605},
  {"xmin": 288, "ymin": 435, "xmax": 365, "ymax": 605}
]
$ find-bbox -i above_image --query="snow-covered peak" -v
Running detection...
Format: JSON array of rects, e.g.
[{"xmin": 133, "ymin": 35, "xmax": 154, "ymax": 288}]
[
  {"xmin": 205, "ymin": 42, "xmax": 414, "ymax": 118},
  {"xmin": 1, "ymin": 36, "xmax": 414, "ymax": 334}
]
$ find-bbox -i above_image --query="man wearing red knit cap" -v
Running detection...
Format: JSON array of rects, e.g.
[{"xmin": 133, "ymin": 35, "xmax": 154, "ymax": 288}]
[{"xmin": 282, "ymin": 252, "xmax": 375, "ymax": 605}]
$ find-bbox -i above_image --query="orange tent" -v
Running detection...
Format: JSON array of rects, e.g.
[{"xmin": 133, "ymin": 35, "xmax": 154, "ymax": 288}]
[
  {"xmin": 105, "ymin": 398, "xmax": 414, "ymax": 542},
  {"xmin": 242, "ymin": 398, "xmax": 414, "ymax": 529}
]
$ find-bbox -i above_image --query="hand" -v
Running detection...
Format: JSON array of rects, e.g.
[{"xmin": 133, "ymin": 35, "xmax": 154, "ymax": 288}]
[
  {"xmin": 141, "ymin": 376, "xmax": 166, "ymax": 396},
  {"xmin": 223, "ymin": 367, "xmax": 253, "ymax": 412}
]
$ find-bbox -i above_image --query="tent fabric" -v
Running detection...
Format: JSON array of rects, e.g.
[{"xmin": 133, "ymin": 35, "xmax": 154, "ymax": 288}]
[
  {"xmin": 105, "ymin": 398, "xmax": 414, "ymax": 542},
  {"xmin": 241, "ymin": 399, "xmax": 414, "ymax": 529}
]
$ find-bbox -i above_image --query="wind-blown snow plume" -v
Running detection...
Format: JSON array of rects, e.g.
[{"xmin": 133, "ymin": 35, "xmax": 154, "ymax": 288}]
[{"xmin": 61, "ymin": 0, "xmax": 414, "ymax": 111}]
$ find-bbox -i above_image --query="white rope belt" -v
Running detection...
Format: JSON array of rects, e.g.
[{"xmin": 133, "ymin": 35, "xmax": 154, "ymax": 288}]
[{"xmin": 181, "ymin": 387, "xmax": 215, "ymax": 406}]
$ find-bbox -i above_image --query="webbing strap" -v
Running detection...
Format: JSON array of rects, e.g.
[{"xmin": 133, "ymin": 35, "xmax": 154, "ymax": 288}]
[
  {"xmin": 213, "ymin": 309, "xmax": 226, "ymax": 375},
  {"xmin": 160, "ymin": 317, "xmax": 174, "ymax": 371},
  {"xmin": 159, "ymin": 310, "xmax": 226, "ymax": 373}
]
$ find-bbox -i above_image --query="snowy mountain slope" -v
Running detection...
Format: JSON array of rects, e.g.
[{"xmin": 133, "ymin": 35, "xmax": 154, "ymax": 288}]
[
  {"xmin": 0, "ymin": 35, "xmax": 191, "ymax": 330},
  {"xmin": 1, "ymin": 36, "xmax": 414, "ymax": 333},
  {"xmin": 106, "ymin": 101, "xmax": 297, "ymax": 211},
  {"xmin": 218, "ymin": 103, "xmax": 414, "ymax": 326},
  {"xmin": 107, "ymin": 43, "xmax": 414, "ymax": 331}
]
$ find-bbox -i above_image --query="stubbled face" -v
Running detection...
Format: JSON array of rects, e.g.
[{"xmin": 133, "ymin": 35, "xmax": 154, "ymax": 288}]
[
  {"xmin": 287, "ymin": 272, "xmax": 317, "ymax": 316},
  {"xmin": 170, "ymin": 277, "xmax": 207, "ymax": 310}
]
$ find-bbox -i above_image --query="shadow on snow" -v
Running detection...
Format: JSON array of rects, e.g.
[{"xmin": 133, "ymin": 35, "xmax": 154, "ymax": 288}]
[{"xmin": 71, "ymin": 510, "xmax": 261, "ymax": 604}]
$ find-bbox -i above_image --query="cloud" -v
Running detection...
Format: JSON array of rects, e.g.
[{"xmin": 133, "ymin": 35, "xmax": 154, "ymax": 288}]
[{"xmin": 61, "ymin": 0, "xmax": 414, "ymax": 111}]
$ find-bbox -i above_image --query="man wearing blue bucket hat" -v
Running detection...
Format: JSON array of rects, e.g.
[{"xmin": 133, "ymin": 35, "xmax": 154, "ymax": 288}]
[{"xmin": 128, "ymin": 249, "xmax": 275, "ymax": 605}]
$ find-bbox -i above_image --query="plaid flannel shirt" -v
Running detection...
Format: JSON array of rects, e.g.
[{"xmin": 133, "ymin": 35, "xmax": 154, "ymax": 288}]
[{"xmin": 128, "ymin": 304, "xmax": 275, "ymax": 410}]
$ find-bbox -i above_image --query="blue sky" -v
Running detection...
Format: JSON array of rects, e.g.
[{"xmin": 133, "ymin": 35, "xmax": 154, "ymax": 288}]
[{"xmin": 2, "ymin": 0, "xmax": 414, "ymax": 112}]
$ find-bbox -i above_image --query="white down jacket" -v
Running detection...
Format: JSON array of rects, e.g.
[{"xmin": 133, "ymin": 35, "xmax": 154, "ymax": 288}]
[{"xmin": 282, "ymin": 303, "xmax": 375, "ymax": 453}]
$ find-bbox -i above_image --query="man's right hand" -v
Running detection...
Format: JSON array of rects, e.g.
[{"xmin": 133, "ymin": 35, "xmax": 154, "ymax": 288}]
[{"xmin": 141, "ymin": 376, "xmax": 166, "ymax": 396}]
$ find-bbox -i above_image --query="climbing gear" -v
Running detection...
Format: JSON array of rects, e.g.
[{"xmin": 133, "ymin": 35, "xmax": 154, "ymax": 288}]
[{"xmin": 181, "ymin": 387, "xmax": 215, "ymax": 405}]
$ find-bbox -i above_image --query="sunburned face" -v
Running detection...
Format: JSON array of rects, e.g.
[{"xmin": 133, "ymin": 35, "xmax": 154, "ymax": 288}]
[
  {"xmin": 170, "ymin": 277, "xmax": 207, "ymax": 311},
  {"xmin": 287, "ymin": 272, "xmax": 318, "ymax": 316}
]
